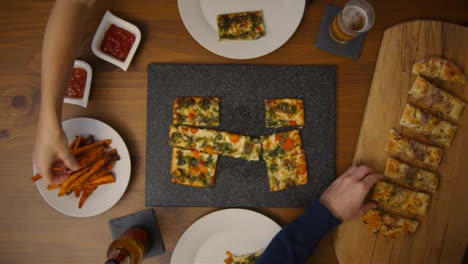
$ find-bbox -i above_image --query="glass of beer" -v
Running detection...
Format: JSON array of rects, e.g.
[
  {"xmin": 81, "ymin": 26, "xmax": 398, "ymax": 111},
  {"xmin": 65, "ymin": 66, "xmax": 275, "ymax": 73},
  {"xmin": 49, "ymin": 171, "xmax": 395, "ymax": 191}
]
[{"xmin": 329, "ymin": 0, "xmax": 375, "ymax": 43}]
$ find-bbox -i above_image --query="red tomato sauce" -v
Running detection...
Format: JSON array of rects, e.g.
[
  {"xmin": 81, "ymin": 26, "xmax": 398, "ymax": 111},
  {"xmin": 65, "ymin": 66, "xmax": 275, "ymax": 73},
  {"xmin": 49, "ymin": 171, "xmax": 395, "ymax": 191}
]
[
  {"xmin": 100, "ymin": 24, "xmax": 135, "ymax": 61},
  {"xmin": 65, "ymin": 67, "xmax": 87, "ymax": 98}
]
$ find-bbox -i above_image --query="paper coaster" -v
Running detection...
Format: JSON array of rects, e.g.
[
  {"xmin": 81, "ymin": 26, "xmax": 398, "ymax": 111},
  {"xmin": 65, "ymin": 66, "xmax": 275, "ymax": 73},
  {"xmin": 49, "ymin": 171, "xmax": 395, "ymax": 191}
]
[
  {"xmin": 316, "ymin": 4, "xmax": 366, "ymax": 60},
  {"xmin": 109, "ymin": 209, "xmax": 165, "ymax": 258}
]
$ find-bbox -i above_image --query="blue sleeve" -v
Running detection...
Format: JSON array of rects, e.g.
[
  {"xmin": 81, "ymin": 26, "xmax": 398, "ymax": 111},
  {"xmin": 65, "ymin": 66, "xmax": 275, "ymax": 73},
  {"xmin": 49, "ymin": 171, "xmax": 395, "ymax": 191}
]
[{"xmin": 257, "ymin": 200, "xmax": 341, "ymax": 264}]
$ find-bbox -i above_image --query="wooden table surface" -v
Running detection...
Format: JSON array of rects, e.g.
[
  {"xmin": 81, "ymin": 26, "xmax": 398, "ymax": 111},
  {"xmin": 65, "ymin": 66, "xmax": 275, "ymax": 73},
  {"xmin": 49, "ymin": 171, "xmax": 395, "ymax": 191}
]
[{"xmin": 0, "ymin": 0, "xmax": 467, "ymax": 263}]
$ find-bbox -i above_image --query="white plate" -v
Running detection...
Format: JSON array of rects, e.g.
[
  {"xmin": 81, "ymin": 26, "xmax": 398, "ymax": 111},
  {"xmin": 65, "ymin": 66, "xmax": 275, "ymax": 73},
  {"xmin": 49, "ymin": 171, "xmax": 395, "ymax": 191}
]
[
  {"xmin": 171, "ymin": 209, "xmax": 281, "ymax": 264},
  {"xmin": 63, "ymin": 60, "xmax": 92, "ymax": 108},
  {"xmin": 178, "ymin": 0, "xmax": 306, "ymax": 59},
  {"xmin": 33, "ymin": 118, "xmax": 131, "ymax": 217},
  {"xmin": 91, "ymin": 11, "xmax": 141, "ymax": 71}
]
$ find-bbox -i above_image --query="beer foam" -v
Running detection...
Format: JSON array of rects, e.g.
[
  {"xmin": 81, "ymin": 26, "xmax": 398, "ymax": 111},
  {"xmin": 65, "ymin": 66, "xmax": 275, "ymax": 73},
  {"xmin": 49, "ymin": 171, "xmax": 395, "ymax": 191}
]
[{"xmin": 341, "ymin": 5, "xmax": 368, "ymax": 32}]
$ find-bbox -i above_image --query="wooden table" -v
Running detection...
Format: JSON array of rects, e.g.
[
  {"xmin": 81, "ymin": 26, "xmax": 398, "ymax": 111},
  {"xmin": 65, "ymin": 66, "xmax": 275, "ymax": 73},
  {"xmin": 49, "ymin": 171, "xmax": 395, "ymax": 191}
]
[{"xmin": 0, "ymin": 0, "xmax": 466, "ymax": 263}]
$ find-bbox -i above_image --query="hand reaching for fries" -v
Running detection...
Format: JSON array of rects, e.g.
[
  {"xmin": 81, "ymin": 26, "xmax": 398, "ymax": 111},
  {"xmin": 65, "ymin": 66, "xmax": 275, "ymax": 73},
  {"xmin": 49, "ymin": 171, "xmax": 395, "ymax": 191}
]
[
  {"xmin": 32, "ymin": 134, "xmax": 119, "ymax": 208},
  {"xmin": 33, "ymin": 123, "xmax": 79, "ymax": 185}
]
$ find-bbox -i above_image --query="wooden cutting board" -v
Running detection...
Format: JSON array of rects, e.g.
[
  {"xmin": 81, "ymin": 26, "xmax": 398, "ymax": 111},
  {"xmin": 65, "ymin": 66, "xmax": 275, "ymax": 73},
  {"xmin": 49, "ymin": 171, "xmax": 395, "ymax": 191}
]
[{"xmin": 334, "ymin": 21, "xmax": 468, "ymax": 264}]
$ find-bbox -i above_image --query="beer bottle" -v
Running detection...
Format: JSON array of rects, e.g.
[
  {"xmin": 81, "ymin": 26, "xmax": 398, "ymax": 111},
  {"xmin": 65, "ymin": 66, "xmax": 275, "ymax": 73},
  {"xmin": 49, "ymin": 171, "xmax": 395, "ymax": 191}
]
[{"xmin": 105, "ymin": 226, "xmax": 150, "ymax": 264}]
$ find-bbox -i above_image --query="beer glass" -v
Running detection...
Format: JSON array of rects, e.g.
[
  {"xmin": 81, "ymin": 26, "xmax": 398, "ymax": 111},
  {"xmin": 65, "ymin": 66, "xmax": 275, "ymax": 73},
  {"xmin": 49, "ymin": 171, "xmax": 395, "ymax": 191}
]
[{"xmin": 329, "ymin": 0, "xmax": 375, "ymax": 43}]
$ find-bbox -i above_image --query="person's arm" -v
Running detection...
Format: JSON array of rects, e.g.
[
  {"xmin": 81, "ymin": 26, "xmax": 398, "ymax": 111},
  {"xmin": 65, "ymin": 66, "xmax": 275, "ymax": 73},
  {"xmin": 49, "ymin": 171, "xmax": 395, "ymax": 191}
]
[
  {"xmin": 33, "ymin": 0, "xmax": 95, "ymax": 185},
  {"xmin": 258, "ymin": 165, "xmax": 383, "ymax": 264}
]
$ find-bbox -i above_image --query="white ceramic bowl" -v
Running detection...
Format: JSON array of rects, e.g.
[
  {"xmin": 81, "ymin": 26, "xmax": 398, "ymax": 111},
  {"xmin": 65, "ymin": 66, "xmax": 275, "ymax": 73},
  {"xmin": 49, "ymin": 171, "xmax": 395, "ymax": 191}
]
[
  {"xmin": 63, "ymin": 60, "xmax": 92, "ymax": 108},
  {"xmin": 91, "ymin": 11, "xmax": 141, "ymax": 71}
]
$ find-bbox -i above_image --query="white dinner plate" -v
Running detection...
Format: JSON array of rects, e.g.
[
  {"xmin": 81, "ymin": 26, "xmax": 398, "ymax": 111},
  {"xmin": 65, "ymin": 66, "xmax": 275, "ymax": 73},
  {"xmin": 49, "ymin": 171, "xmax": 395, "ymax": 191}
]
[
  {"xmin": 171, "ymin": 209, "xmax": 281, "ymax": 264},
  {"xmin": 178, "ymin": 0, "xmax": 306, "ymax": 59},
  {"xmin": 33, "ymin": 118, "xmax": 131, "ymax": 217}
]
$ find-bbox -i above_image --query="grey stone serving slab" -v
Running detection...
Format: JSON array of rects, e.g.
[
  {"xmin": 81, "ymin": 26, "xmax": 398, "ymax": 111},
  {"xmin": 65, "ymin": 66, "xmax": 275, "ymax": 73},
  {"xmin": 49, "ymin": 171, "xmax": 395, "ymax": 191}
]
[{"xmin": 146, "ymin": 64, "xmax": 335, "ymax": 207}]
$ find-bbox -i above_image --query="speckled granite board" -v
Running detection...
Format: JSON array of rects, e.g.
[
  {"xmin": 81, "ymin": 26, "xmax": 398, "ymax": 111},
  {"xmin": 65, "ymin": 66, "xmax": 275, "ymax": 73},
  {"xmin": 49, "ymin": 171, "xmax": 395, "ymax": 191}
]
[{"xmin": 146, "ymin": 64, "xmax": 335, "ymax": 208}]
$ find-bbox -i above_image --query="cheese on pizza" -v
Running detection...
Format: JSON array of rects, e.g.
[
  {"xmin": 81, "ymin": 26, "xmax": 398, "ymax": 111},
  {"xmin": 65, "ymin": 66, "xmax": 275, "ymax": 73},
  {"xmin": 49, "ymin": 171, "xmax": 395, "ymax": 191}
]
[
  {"xmin": 400, "ymin": 104, "xmax": 457, "ymax": 146},
  {"xmin": 265, "ymin": 152, "xmax": 308, "ymax": 191},
  {"xmin": 217, "ymin": 11, "xmax": 265, "ymax": 41},
  {"xmin": 169, "ymin": 125, "xmax": 217, "ymax": 153},
  {"xmin": 262, "ymin": 130, "xmax": 303, "ymax": 160},
  {"xmin": 213, "ymin": 132, "xmax": 261, "ymax": 161},
  {"xmin": 362, "ymin": 209, "xmax": 419, "ymax": 238},
  {"xmin": 371, "ymin": 181, "xmax": 430, "ymax": 216},
  {"xmin": 385, "ymin": 129, "xmax": 443, "ymax": 167},
  {"xmin": 384, "ymin": 158, "xmax": 438, "ymax": 192},
  {"xmin": 265, "ymin": 98, "xmax": 305, "ymax": 127},
  {"xmin": 170, "ymin": 147, "xmax": 218, "ymax": 187},
  {"xmin": 409, "ymin": 76, "xmax": 465, "ymax": 120},
  {"xmin": 224, "ymin": 249, "xmax": 264, "ymax": 264},
  {"xmin": 173, "ymin": 97, "xmax": 219, "ymax": 126},
  {"xmin": 412, "ymin": 57, "xmax": 465, "ymax": 83}
]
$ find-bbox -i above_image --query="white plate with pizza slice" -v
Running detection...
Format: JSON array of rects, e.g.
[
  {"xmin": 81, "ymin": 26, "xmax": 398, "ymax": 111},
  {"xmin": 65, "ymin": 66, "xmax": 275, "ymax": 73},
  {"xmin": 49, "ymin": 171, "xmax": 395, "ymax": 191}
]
[
  {"xmin": 33, "ymin": 117, "xmax": 131, "ymax": 217},
  {"xmin": 178, "ymin": 0, "xmax": 306, "ymax": 59},
  {"xmin": 171, "ymin": 208, "xmax": 281, "ymax": 264}
]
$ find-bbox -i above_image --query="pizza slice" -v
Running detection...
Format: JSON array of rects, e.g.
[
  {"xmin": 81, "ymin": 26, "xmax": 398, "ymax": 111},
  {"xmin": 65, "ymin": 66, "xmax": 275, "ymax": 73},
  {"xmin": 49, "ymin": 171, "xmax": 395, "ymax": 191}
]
[
  {"xmin": 384, "ymin": 158, "xmax": 438, "ymax": 192},
  {"xmin": 170, "ymin": 147, "xmax": 218, "ymax": 187},
  {"xmin": 168, "ymin": 125, "xmax": 217, "ymax": 153},
  {"xmin": 412, "ymin": 57, "xmax": 465, "ymax": 83},
  {"xmin": 362, "ymin": 209, "xmax": 419, "ymax": 238},
  {"xmin": 262, "ymin": 130, "xmax": 303, "ymax": 160},
  {"xmin": 264, "ymin": 152, "xmax": 308, "ymax": 191},
  {"xmin": 224, "ymin": 249, "xmax": 264, "ymax": 264},
  {"xmin": 400, "ymin": 104, "xmax": 458, "ymax": 146},
  {"xmin": 265, "ymin": 98, "xmax": 305, "ymax": 128},
  {"xmin": 217, "ymin": 11, "xmax": 265, "ymax": 41},
  {"xmin": 409, "ymin": 76, "xmax": 465, "ymax": 120},
  {"xmin": 173, "ymin": 97, "xmax": 219, "ymax": 126},
  {"xmin": 371, "ymin": 181, "xmax": 430, "ymax": 216},
  {"xmin": 214, "ymin": 132, "xmax": 261, "ymax": 161},
  {"xmin": 385, "ymin": 129, "xmax": 443, "ymax": 167}
]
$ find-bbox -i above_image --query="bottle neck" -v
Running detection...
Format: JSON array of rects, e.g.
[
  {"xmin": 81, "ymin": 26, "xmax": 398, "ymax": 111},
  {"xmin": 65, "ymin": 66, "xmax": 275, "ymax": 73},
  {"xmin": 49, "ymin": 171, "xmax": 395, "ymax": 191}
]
[{"xmin": 105, "ymin": 248, "xmax": 131, "ymax": 264}]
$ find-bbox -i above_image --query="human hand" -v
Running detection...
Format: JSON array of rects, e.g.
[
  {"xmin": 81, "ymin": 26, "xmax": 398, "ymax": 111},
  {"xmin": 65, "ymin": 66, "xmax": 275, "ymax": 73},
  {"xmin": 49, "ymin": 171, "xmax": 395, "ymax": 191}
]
[
  {"xmin": 33, "ymin": 118, "xmax": 78, "ymax": 185},
  {"xmin": 320, "ymin": 165, "xmax": 383, "ymax": 221}
]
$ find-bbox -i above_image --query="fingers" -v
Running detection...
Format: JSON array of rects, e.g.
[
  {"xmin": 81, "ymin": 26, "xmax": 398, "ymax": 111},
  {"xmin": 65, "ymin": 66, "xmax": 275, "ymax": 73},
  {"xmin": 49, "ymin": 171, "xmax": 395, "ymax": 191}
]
[
  {"xmin": 48, "ymin": 173, "xmax": 70, "ymax": 185},
  {"xmin": 39, "ymin": 166, "xmax": 54, "ymax": 185},
  {"xmin": 359, "ymin": 202, "xmax": 377, "ymax": 216},
  {"xmin": 34, "ymin": 151, "xmax": 55, "ymax": 185},
  {"xmin": 342, "ymin": 165, "xmax": 358, "ymax": 177},
  {"xmin": 350, "ymin": 165, "xmax": 374, "ymax": 180},
  {"xmin": 60, "ymin": 149, "xmax": 79, "ymax": 171},
  {"xmin": 361, "ymin": 173, "xmax": 384, "ymax": 190}
]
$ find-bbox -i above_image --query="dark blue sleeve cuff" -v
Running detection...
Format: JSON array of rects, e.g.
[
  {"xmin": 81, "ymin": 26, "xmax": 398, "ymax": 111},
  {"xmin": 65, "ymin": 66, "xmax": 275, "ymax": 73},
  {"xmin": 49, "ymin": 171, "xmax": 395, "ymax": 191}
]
[{"xmin": 257, "ymin": 200, "xmax": 341, "ymax": 264}]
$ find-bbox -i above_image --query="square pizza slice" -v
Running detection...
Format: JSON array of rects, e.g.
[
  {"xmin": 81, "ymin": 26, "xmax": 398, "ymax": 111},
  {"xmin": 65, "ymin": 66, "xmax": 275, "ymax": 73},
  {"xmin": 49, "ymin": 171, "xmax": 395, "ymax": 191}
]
[
  {"xmin": 384, "ymin": 158, "xmax": 438, "ymax": 192},
  {"xmin": 217, "ymin": 11, "xmax": 265, "ymax": 41},
  {"xmin": 170, "ymin": 147, "xmax": 218, "ymax": 187},
  {"xmin": 371, "ymin": 181, "xmax": 430, "ymax": 216},
  {"xmin": 213, "ymin": 132, "xmax": 261, "ymax": 161},
  {"xmin": 264, "ymin": 151, "xmax": 308, "ymax": 191},
  {"xmin": 265, "ymin": 98, "xmax": 305, "ymax": 128},
  {"xmin": 173, "ymin": 97, "xmax": 219, "ymax": 126},
  {"xmin": 262, "ymin": 130, "xmax": 303, "ymax": 160},
  {"xmin": 385, "ymin": 129, "xmax": 443, "ymax": 167},
  {"xmin": 412, "ymin": 57, "xmax": 465, "ymax": 83},
  {"xmin": 168, "ymin": 125, "xmax": 217, "ymax": 153},
  {"xmin": 409, "ymin": 76, "xmax": 465, "ymax": 120},
  {"xmin": 362, "ymin": 209, "xmax": 419, "ymax": 238},
  {"xmin": 400, "ymin": 104, "xmax": 458, "ymax": 146}
]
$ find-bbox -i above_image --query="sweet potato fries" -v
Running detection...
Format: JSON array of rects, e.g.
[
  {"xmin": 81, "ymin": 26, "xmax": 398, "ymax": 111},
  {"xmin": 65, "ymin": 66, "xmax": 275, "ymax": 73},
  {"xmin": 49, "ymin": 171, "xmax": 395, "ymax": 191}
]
[{"xmin": 31, "ymin": 135, "xmax": 120, "ymax": 208}]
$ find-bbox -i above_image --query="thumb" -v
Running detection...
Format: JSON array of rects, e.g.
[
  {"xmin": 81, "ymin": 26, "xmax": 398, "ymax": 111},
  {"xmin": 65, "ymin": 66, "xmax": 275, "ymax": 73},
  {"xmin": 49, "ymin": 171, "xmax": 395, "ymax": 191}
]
[
  {"xmin": 359, "ymin": 202, "xmax": 377, "ymax": 216},
  {"xmin": 60, "ymin": 150, "xmax": 79, "ymax": 171}
]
